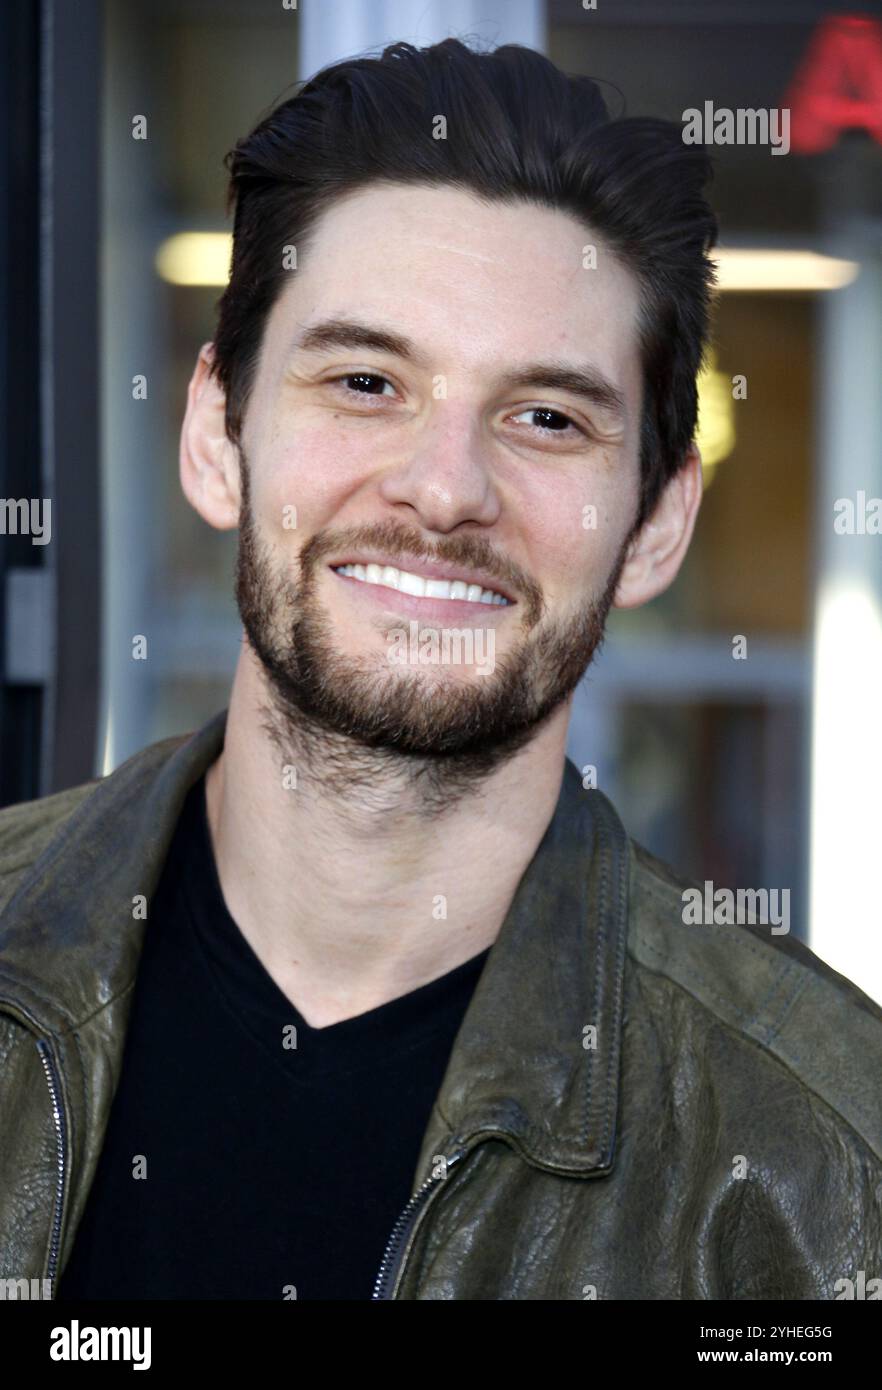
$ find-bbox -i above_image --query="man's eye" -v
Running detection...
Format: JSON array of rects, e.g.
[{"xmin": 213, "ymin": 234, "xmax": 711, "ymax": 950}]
[
  {"xmin": 325, "ymin": 380, "xmax": 584, "ymax": 439},
  {"xmin": 510, "ymin": 406, "xmax": 582, "ymax": 437},
  {"xmin": 331, "ymin": 372, "xmax": 397, "ymax": 398}
]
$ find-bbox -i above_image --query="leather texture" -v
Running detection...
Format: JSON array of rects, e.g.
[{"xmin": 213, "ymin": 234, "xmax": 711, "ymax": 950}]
[{"xmin": 0, "ymin": 707, "xmax": 880, "ymax": 1299}]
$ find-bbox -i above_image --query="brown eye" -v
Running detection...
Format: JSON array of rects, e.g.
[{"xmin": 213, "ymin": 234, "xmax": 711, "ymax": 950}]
[
  {"xmin": 333, "ymin": 373, "xmax": 396, "ymax": 398},
  {"xmin": 511, "ymin": 406, "xmax": 582, "ymax": 436}
]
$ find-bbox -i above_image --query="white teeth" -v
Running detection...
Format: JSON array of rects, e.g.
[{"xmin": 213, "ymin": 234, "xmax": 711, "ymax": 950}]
[
  {"xmin": 333, "ymin": 563, "xmax": 510, "ymax": 605},
  {"xmin": 398, "ymin": 570, "xmax": 425, "ymax": 597}
]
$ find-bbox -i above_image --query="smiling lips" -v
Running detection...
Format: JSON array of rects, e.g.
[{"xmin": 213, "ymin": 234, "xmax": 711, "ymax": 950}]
[{"xmin": 331, "ymin": 562, "xmax": 513, "ymax": 606}]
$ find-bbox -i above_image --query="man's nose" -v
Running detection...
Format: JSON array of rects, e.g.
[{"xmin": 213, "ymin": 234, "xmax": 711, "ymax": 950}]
[{"xmin": 376, "ymin": 403, "xmax": 502, "ymax": 533}]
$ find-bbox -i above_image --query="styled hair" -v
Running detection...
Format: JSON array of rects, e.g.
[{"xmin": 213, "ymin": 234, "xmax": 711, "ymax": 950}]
[{"xmin": 211, "ymin": 37, "xmax": 718, "ymax": 528}]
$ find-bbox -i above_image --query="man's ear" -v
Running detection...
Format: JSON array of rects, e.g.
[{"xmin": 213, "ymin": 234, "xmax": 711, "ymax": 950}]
[
  {"xmin": 613, "ymin": 443, "xmax": 703, "ymax": 610},
  {"xmin": 179, "ymin": 341, "xmax": 241, "ymax": 531}
]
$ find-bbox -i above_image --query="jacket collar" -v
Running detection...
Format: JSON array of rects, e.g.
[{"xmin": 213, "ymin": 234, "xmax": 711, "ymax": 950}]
[
  {"xmin": 0, "ymin": 707, "xmax": 629, "ymax": 1176},
  {"xmin": 433, "ymin": 749, "xmax": 630, "ymax": 1175}
]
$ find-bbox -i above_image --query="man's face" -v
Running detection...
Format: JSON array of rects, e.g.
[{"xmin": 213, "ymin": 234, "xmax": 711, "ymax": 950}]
[{"xmin": 232, "ymin": 181, "xmax": 644, "ymax": 770}]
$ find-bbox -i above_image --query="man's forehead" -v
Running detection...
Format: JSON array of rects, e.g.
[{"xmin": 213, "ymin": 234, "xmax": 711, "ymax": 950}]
[
  {"xmin": 266, "ymin": 182, "xmax": 643, "ymax": 401},
  {"xmin": 300, "ymin": 180, "xmax": 631, "ymax": 286}
]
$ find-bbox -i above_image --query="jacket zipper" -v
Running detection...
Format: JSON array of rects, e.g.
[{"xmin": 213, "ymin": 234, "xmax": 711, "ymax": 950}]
[
  {"xmin": 372, "ymin": 1144, "xmax": 468, "ymax": 1299},
  {"xmin": 35, "ymin": 1038, "xmax": 67, "ymax": 1297},
  {"xmin": 371, "ymin": 1128, "xmax": 612, "ymax": 1299}
]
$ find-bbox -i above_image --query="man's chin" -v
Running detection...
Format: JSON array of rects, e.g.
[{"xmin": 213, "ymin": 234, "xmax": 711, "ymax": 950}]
[{"xmin": 262, "ymin": 656, "xmax": 550, "ymax": 762}]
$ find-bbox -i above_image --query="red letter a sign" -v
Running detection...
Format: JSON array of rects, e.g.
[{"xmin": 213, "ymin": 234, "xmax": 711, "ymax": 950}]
[{"xmin": 785, "ymin": 15, "xmax": 882, "ymax": 152}]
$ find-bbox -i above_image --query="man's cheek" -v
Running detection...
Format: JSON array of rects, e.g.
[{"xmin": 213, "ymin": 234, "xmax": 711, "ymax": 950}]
[{"xmin": 261, "ymin": 428, "xmax": 361, "ymax": 533}]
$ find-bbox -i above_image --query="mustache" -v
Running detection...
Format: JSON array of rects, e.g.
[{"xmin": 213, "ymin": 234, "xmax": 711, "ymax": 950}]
[{"xmin": 299, "ymin": 519, "xmax": 545, "ymax": 627}]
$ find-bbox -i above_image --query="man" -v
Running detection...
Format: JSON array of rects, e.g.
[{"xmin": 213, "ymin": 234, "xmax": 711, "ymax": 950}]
[{"xmin": 1, "ymin": 37, "xmax": 880, "ymax": 1302}]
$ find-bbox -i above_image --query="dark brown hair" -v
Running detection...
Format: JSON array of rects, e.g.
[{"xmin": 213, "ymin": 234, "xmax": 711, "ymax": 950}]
[{"xmin": 211, "ymin": 37, "xmax": 718, "ymax": 528}]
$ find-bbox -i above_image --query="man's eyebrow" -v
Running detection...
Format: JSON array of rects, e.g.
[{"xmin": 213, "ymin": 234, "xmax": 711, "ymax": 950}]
[
  {"xmin": 292, "ymin": 318, "xmax": 627, "ymax": 421},
  {"xmin": 292, "ymin": 318, "xmax": 432, "ymax": 369},
  {"xmin": 504, "ymin": 364, "xmax": 627, "ymax": 422}
]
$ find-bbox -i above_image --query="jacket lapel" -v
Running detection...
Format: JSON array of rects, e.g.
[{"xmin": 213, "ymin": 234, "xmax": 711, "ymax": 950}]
[
  {"xmin": 415, "ymin": 757, "xmax": 630, "ymax": 1180},
  {"xmin": 0, "ymin": 709, "xmax": 229, "ymax": 1040},
  {"xmin": 0, "ymin": 709, "xmax": 230, "ymax": 1276}
]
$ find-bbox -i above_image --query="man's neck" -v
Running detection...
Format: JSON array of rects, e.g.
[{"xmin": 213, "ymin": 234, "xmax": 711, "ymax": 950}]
[{"xmin": 204, "ymin": 650, "xmax": 571, "ymax": 1028}]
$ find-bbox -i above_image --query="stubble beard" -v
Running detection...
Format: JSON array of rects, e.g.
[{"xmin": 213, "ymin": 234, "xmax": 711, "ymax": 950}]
[{"xmin": 233, "ymin": 458, "xmax": 632, "ymax": 810}]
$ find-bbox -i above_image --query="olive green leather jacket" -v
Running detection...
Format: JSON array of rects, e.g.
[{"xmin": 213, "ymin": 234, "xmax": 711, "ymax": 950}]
[{"xmin": 1, "ymin": 708, "xmax": 881, "ymax": 1300}]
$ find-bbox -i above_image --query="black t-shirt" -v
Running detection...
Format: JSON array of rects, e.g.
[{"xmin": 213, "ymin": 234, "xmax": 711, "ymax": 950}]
[{"xmin": 56, "ymin": 772, "xmax": 490, "ymax": 1301}]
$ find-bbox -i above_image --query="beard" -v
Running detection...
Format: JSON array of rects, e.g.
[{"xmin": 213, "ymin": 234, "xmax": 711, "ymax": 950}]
[{"xmin": 234, "ymin": 456, "xmax": 632, "ymax": 808}]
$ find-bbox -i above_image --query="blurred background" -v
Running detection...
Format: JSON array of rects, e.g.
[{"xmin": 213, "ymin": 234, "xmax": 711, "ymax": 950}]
[{"xmin": 1, "ymin": 0, "xmax": 881, "ymax": 1000}]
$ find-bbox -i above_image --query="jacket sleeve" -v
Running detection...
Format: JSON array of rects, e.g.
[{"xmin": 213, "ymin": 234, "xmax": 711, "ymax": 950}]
[{"xmin": 720, "ymin": 1090, "xmax": 882, "ymax": 1300}]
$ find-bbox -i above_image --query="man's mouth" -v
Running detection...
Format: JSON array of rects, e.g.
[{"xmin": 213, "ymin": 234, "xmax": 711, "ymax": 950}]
[{"xmin": 330, "ymin": 562, "xmax": 513, "ymax": 606}]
